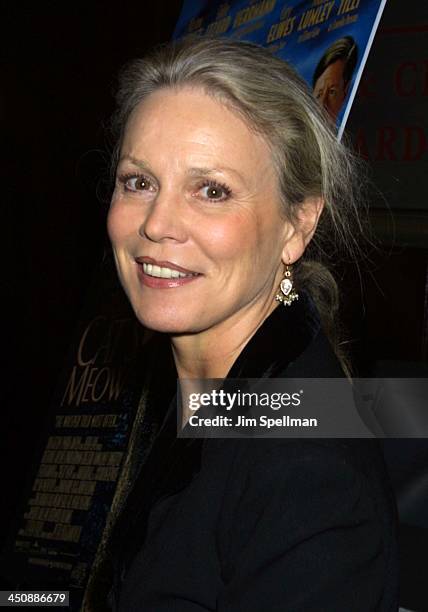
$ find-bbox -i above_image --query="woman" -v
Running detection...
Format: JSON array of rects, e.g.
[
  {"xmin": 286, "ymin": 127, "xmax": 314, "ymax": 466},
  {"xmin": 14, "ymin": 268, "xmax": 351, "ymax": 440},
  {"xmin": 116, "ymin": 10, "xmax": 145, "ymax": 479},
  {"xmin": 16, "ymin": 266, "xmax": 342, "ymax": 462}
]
[{"xmin": 94, "ymin": 37, "xmax": 399, "ymax": 610}]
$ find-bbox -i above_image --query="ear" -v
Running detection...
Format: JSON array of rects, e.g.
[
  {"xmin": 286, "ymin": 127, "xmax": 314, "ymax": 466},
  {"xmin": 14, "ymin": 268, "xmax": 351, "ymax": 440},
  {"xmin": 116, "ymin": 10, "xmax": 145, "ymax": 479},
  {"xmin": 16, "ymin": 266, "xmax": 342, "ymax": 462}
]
[{"xmin": 281, "ymin": 196, "xmax": 324, "ymax": 264}]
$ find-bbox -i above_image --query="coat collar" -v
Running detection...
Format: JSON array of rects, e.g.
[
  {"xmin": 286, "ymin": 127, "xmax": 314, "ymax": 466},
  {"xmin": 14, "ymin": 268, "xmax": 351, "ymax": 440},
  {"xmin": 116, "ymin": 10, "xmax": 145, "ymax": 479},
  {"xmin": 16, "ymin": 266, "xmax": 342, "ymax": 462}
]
[
  {"xmin": 147, "ymin": 290, "xmax": 322, "ymax": 438},
  {"xmin": 227, "ymin": 291, "xmax": 321, "ymax": 379}
]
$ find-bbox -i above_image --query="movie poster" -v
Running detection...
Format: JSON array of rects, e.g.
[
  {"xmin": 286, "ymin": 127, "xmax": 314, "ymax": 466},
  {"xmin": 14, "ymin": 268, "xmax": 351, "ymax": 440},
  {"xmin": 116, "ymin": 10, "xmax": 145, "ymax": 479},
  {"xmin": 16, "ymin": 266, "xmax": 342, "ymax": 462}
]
[
  {"xmin": 173, "ymin": 0, "xmax": 387, "ymax": 138},
  {"xmin": 0, "ymin": 257, "xmax": 154, "ymax": 611}
]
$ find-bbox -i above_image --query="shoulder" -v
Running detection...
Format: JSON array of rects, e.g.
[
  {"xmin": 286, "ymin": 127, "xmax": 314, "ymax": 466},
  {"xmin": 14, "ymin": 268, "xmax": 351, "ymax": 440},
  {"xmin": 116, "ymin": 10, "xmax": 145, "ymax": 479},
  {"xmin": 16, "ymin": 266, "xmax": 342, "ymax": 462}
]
[
  {"xmin": 205, "ymin": 435, "xmax": 389, "ymax": 485},
  {"xmin": 203, "ymin": 436, "xmax": 398, "ymax": 563},
  {"xmin": 208, "ymin": 437, "xmax": 391, "ymax": 507},
  {"xmin": 207, "ymin": 438, "xmax": 399, "ymax": 609},
  {"xmin": 203, "ymin": 437, "xmax": 397, "ymax": 539}
]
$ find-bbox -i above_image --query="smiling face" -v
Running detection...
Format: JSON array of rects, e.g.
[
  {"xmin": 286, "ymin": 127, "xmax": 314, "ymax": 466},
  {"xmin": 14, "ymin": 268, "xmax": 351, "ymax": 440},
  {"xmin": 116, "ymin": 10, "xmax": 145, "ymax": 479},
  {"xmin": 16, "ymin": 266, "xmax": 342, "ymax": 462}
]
[{"xmin": 108, "ymin": 87, "xmax": 301, "ymax": 336}]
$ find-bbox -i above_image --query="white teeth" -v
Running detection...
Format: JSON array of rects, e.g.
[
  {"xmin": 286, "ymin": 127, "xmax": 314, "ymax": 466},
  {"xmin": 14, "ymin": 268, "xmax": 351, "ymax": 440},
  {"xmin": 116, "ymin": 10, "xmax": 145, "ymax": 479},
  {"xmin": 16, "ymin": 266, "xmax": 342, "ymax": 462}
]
[{"xmin": 142, "ymin": 262, "xmax": 195, "ymax": 278}]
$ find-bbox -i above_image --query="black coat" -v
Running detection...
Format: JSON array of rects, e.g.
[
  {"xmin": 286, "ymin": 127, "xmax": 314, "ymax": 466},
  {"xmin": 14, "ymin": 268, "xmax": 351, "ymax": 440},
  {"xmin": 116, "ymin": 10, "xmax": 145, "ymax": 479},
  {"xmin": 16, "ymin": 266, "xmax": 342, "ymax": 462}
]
[{"xmin": 107, "ymin": 293, "xmax": 399, "ymax": 611}]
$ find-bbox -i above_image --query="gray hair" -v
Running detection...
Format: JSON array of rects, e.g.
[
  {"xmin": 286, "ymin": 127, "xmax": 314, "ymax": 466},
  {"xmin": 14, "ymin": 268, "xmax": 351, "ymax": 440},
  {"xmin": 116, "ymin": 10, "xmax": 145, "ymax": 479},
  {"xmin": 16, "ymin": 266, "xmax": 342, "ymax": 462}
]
[{"xmin": 110, "ymin": 36, "xmax": 368, "ymax": 369}]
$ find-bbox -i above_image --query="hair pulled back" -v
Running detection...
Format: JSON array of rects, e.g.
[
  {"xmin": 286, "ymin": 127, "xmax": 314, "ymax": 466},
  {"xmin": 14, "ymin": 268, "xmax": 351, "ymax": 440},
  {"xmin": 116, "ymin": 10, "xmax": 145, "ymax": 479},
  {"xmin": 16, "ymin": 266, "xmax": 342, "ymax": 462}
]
[{"xmin": 110, "ymin": 36, "xmax": 367, "ymax": 368}]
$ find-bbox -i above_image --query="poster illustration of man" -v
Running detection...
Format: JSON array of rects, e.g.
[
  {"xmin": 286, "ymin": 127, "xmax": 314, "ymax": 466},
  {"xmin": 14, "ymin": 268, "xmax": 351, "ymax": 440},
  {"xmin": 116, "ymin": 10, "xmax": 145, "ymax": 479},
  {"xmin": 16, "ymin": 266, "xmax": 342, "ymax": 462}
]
[{"xmin": 312, "ymin": 36, "xmax": 358, "ymax": 121}]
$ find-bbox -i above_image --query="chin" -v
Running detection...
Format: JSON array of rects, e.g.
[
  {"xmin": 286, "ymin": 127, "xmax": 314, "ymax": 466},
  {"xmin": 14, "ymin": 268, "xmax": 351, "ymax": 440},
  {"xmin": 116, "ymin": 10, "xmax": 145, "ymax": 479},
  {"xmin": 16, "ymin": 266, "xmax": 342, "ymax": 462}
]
[{"xmin": 132, "ymin": 304, "xmax": 199, "ymax": 335}]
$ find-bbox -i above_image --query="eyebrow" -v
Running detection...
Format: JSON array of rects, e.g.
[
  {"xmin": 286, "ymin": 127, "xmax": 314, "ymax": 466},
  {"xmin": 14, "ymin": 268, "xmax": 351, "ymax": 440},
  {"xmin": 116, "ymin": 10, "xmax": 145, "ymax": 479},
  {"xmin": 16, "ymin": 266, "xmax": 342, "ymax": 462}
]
[{"xmin": 118, "ymin": 155, "xmax": 245, "ymax": 182}]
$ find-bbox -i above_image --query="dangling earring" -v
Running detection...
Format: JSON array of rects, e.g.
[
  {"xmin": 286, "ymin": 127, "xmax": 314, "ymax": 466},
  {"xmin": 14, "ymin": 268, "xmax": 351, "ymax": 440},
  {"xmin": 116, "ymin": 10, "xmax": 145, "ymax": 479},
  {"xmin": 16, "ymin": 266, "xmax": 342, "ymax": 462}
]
[{"xmin": 275, "ymin": 264, "xmax": 299, "ymax": 306}]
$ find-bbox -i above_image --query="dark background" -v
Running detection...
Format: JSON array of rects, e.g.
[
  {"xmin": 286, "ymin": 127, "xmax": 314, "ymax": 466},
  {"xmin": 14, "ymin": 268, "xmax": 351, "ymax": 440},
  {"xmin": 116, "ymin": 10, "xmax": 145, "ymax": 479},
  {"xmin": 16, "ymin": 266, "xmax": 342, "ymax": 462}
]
[
  {"xmin": 2, "ymin": 1, "xmax": 428, "ymax": 603},
  {"xmin": 2, "ymin": 0, "xmax": 183, "ymax": 545}
]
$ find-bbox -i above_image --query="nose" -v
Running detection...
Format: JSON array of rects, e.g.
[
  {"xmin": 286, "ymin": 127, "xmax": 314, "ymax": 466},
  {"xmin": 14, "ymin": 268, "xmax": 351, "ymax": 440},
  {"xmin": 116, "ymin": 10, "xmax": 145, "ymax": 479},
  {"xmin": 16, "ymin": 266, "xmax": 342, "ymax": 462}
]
[{"xmin": 139, "ymin": 190, "xmax": 187, "ymax": 244}]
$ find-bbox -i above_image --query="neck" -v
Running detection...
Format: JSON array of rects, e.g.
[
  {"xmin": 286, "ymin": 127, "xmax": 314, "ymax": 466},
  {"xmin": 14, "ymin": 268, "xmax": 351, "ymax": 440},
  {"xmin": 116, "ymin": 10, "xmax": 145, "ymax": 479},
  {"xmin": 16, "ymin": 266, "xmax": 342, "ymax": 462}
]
[{"xmin": 171, "ymin": 297, "xmax": 280, "ymax": 381}]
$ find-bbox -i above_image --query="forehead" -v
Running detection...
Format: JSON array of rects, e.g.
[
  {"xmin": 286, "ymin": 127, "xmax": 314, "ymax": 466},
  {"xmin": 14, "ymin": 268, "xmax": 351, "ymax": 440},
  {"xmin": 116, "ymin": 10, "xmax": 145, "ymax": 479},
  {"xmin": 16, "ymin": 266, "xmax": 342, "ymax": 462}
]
[
  {"xmin": 121, "ymin": 86, "xmax": 273, "ymax": 173},
  {"xmin": 315, "ymin": 59, "xmax": 346, "ymax": 87}
]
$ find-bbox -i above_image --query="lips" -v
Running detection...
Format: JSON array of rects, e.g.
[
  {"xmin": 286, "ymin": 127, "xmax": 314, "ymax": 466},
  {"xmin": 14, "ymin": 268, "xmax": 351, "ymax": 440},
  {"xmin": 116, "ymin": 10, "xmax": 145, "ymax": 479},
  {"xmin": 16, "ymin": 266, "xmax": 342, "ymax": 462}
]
[
  {"xmin": 135, "ymin": 256, "xmax": 199, "ymax": 276},
  {"xmin": 135, "ymin": 256, "xmax": 201, "ymax": 289}
]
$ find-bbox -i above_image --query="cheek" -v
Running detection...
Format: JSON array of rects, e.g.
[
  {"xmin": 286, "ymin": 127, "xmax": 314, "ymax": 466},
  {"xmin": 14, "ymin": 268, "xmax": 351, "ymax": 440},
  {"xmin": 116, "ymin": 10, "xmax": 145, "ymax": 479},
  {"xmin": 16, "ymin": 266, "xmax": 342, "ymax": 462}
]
[
  {"xmin": 336, "ymin": 85, "xmax": 347, "ymax": 104},
  {"xmin": 196, "ymin": 213, "xmax": 258, "ymax": 263},
  {"xmin": 197, "ymin": 210, "xmax": 282, "ymax": 274},
  {"xmin": 107, "ymin": 201, "xmax": 136, "ymax": 246}
]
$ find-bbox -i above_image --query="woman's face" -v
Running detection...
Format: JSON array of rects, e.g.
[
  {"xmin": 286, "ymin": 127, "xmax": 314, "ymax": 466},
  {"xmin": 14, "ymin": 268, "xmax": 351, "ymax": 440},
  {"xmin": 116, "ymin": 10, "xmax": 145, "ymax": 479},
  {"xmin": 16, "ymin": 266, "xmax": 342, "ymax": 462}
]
[{"xmin": 108, "ymin": 87, "xmax": 298, "ymax": 335}]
